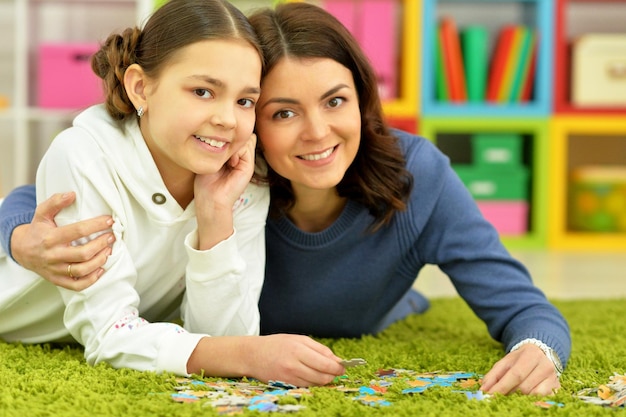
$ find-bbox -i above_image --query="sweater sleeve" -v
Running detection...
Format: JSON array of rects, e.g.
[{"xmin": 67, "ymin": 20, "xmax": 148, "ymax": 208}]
[
  {"xmin": 181, "ymin": 181, "xmax": 269, "ymax": 336},
  {"xmin": 0, "ymin": 184, "xmax": 37, "ymax": 261},
  {"xmin": 405, "ymin": 136, "xmax": 571, "ymax": 368}
]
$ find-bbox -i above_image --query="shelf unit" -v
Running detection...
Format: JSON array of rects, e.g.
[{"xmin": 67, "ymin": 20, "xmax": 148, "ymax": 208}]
[
  {"xmin": 0, "ymin": 0, "xmax": 153, "ymax": 194},
  {"xmin": 549, "ymin": 116, "xmax": 626, "ymax": 251},
  {"xmin": 421, "ymin": 117, "xmax": 549, "ymax": 249},
  {"xmin": 2, "ymin": 0, "xmax": 626, "ymax": 250},
  {"xmin": 421, "ymin": 0, "xmax": 554, "ymax": 117},
  {"xmin": 553, "ymin": 0, "xmax": 626, "ymax": 115}
]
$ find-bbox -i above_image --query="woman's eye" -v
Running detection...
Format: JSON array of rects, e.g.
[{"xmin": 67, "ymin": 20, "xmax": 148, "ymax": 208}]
[
  {"xmin": 194, "ymin": 89, "xmax": 213, "ymax": 99},
  {"xmin": 273, "ymin": 110, "xmax": 294, "ymax": 120},
  {"xmin": 328, "ymin": 97, "xmax": 344, "ymax": 108},
  {"xmin": 239, "ymin": 98, "xmax": 256, "ymax": 108}
]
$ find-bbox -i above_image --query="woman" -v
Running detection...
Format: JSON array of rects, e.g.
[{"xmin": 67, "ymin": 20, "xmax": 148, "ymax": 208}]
[{"xmin": 1, "ymin": 2, "xmax": 569, "ymax": 395}]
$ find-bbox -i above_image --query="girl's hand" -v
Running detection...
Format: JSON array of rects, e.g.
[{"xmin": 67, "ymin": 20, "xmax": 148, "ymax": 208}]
[
  {"xmin": 193, "ymin": 134, "xmax": 257, "ymax": 250},
  {"xmin": 480, "ymin": 344, "xmax": 561, "ymax": 395},
  {"xmin": 246, "ymin": 334, "xmax": 346, "ymax": 387},
  {"xmin": 11, "ymin": 192, "xmax": 114, "ymax": 291}
]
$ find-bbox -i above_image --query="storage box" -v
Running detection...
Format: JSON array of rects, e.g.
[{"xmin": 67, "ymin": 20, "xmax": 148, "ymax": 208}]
[
  {"xmin": 476, "ymin": 200, "xmax": 528, "ymax": 236},
  {"xmin": 322, "ymin": 0, "xmax": 399, "ymax": 100},
  {"xmin": 571, "ymin": 34, "xmax": 626, "ymax": 107},
  {"xmin": 472, "ymin": 133, "xmax": 523, "ymax": 167},
  {"xmin": 453, "ymin": 165, "xmax": 530, "ymax": 200},
  {"xmin": 569, "ymin": 165, "xmax": 626, "ymax": 232},
  {"xmin": 37, "ymin": 43, "xmax": 103, "ymax": 109}
]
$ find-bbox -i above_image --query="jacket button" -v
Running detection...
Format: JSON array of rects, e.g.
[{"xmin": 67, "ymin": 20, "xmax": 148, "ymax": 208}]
[{"xmin": 152, "ymin": 193, "xmax": 166, "ymax": 204}]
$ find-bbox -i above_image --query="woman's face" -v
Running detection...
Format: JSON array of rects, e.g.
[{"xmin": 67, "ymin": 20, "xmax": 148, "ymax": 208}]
[
  {"xmin": 140, "ymin": 39, "xmax": 261, "ymax": 182},
  {"xmin": 255, "ymin": 57, "xmax": 361, "ymax": 193}
]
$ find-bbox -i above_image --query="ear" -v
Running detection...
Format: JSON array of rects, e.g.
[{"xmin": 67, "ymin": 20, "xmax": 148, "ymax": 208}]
[{"xmin": 124, "ymin": 63, "xmax": 148, "ymax": 112}]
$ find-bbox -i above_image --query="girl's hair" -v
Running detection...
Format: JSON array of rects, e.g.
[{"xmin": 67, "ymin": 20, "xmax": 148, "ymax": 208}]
[
  {"xmin": 248, "ymin": 3, "xmax": 413, "ymax": 231},
  {"xmin": 91, "ymin": 0, "xmax": 262, "ymax": 121}
]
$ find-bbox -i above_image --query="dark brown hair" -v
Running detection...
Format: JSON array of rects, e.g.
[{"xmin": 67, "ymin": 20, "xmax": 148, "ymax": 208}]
[
  {"xmin": 248, "ymin": 2, "xmax": 413, "ymax": 230},
  {"xmin": 91, "ymin": 0, "xmax": 262, "ymax": 121}
]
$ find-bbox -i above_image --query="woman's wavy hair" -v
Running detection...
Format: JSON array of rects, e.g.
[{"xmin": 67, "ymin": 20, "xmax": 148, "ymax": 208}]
[
  {"xmin": 91, "ymin": 0, "xmax": 262, "ymax": 121},
  {"xmin": 248, "ymin": 2, "xmax": 413, "ymax": 231}
]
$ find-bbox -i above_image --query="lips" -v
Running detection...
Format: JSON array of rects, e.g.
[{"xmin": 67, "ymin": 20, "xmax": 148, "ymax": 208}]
[
  {"xmin": 297, "ymin": 146, "xmax": 336, "ymax": 161},
  {"xmin": 194, "ymin": 135, "xmax": 227, "ymax": 149}
]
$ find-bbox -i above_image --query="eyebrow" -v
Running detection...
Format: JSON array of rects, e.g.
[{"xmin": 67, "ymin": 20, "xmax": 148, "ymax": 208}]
[
  {"xmin": 260, "ymin": 83, "xmax": 351, "ymax": 109},
  {"xmin": 188, "ymin": 75, "xmax": 261, "ymax": 95}
]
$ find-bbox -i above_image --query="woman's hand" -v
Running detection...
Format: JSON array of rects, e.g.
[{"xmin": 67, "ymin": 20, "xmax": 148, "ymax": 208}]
[
  {"xmin": 480, "ymin": 344, "xmax": 561, "ymax": 395},
  {"xmin": 194, "ymin": 134, "xmax": 258, "ymax": 250},
  {"xmin": 11, "ymin": 192, "xmax": 114, "ymax": 291}
]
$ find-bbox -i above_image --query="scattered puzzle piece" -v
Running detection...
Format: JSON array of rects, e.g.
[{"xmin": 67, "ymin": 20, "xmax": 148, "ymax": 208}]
[{"xmin": 340, "ymin": 358, "xmax": 367, "ymax": 367}]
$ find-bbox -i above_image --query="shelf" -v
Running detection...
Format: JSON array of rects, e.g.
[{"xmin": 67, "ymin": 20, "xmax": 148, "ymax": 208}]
[
  {"xmin": 421, "ymin": 0, "xmax": 554, "ymax": 117},
  {"xmin": 420, "ymin": 117, "xmax": 549, "ymax": 249},
  {"xmin": 553, "ymin": 0, "xmax": 626, "ymax": 115},
  {"xmin": 549, "ymin": 116, "xmax": 626, "ymax": 250}
]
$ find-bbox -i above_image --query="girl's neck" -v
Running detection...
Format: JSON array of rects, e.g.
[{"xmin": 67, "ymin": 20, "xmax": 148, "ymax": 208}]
[{"xmin": 287, "ymin": 187, "xmax": 347, "ymax": 233}]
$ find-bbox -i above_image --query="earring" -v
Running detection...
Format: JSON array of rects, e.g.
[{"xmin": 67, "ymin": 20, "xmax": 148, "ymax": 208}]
[{"xmin": 136, "ymin": 106, "xmax": 144, "ymax": 118}]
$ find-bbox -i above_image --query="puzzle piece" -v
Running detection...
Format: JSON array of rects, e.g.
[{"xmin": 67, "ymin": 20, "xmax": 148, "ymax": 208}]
[{"xmin": 340, "ymin": 358, "xmax": 367, "ymax": 368}]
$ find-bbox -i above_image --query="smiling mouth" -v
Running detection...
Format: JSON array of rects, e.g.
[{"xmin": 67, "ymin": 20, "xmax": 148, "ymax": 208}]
[
  {"xmin": 298, "ymin": 146, "xmax": 336, "ymax": 161},
  {"xmin": 195, "ymin": 135, "xmax": 227, "ymax": 149}
]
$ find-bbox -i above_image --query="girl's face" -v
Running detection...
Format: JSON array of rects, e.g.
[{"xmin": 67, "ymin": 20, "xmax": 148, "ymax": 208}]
[
  {"xmin": 140, "ymin": 39, "xmax": 261, "ymax": 184},
  {"xmin": 255, "ymin": 57, "xmax": 361, "ymax": 194}
]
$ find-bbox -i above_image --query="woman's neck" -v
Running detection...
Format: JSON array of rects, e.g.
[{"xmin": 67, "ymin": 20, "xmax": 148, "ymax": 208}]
[{"xmin": 287, "ymin": 187, "xmax": 347, "ymax": 233}]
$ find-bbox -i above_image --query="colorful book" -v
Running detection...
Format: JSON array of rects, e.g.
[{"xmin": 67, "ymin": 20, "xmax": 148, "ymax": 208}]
[
  {"xmin": 520, "ymin": 35, "xmax": 538, "ymax": 102},
  {"xmin": 497, "ymin": 25, "xmax": 525, "ymax": 102},
  {"xmin": 461, "ymin": 25, "xmax": 488, "ymax": 102},
  {"xmin": 439, "ymin": 17, "xmax": 467, "ymax": 102},
  {"xmin": 486, "ymin": 25, "xmax": 516, "ymax": 102},
  {"xmin": 508, "ymin": 27, "xmax": 534, "ymax": 102}
]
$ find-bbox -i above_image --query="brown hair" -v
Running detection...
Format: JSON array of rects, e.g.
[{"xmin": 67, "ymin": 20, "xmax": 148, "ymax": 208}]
[
  {"xmin": 91, "ymin": 0, "xmax": 262, "ymax": 121},
  {"xmin": 249, "ymin": 2, "xmax": 413, "ymax": 231}
]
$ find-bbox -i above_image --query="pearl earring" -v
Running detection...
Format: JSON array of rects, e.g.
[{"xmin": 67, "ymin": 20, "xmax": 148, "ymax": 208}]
[{"xmin": 137, "ymin": 106, "xmax": 144, "ymax": 118}]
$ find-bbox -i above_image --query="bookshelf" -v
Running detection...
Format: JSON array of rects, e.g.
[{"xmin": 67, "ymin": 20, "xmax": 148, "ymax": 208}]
[
  {"xmin": 0, "ymin": 0, "xmax": 153, "ymax": 194},
  {"xmin": 421, "ymin": 0, "xmax": 554, "ymax": 117}
]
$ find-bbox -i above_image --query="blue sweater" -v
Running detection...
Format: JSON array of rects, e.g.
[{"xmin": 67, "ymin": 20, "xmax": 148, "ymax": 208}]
[
  {"xmin": 260, "ymin": 131, "xmax": 570, "ymax": 365},
  {"xmin": 0, "ymin": 131, "xmax": 571, "ymax": 367}
]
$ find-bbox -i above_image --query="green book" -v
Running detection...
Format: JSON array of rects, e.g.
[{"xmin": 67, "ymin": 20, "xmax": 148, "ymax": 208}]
[
  {"xmin": 435, "ymin": 25, "xmax": 449, "ymax": 102},
  {"xmin": 461, "ymin": 25, "xmax": 488, "ymax": 102}
]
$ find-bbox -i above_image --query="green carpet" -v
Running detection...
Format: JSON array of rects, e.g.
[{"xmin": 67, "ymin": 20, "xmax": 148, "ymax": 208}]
[{"xmin": 1, "ymin": 297, "xmax": 624, "ymax": 416}]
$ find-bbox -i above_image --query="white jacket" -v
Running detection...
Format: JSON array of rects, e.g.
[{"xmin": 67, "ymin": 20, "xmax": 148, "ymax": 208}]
[{"xmin": 0, "ymin": 105, "xmax": 269, "ymax": 375}]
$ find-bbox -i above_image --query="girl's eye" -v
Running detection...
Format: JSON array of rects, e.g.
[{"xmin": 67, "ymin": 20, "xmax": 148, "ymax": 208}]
[
  {"xmin": 328, "ymin": 97, "xmax": 344, "ymax": 108},
  {"xmin": 238, "ymin": 98, "xmax": 256, "ymax": 108},
  {"xmin": 194, "ymin": 89, "xmax": 213, "ymax": 99},
  {"xmin": 272, "ymin": 110, "xmax": 295, "ymax": 120}
]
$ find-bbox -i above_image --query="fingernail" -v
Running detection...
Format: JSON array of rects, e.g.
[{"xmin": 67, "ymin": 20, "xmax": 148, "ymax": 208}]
[
  {"xmin": 97, "ymin": 268, "xmax": 104, "ymax": 278},
  {"xmin": 106, "ymin": 217, "xmax": 114, "ymax": 226},
  {"xmin": 107, "ymin": 235, "xmax": 115, "ymax": 244},
  {"xmin": 62, "ymin": 192, "xmax": 71, "ymax": 199}
]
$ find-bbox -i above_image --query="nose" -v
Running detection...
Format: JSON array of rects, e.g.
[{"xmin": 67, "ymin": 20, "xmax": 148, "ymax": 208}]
[
  {"xmin": 301, "ymin": 109, "xmax": 330, "ymax": 141},
  {"xmin": 210, "ymin": 101, "xmax": 237, "ymax": 129}
]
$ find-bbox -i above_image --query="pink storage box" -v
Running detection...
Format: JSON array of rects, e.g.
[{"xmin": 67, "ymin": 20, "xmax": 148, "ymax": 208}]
[
  {"xmin": 476, "ymin": 200, "xmax": 528, "ymax": 236},
  {"xmin": 37, "ymin": 43, "xmax": 103, "ymax": 109},
  {"xmin": 322, "ymin": 0, "xmax": 399, "ymax": 100}
]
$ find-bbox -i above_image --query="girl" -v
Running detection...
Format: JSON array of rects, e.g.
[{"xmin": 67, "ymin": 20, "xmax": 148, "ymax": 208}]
[{"xmin": 0, "ymin": 0, "xmax": 344, "ymax": 387}]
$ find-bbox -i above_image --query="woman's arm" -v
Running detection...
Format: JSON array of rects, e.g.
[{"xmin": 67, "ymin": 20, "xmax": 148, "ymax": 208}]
[{"xmin": 1, "ymin": 185, "xmax": 114, "ymax": 290}]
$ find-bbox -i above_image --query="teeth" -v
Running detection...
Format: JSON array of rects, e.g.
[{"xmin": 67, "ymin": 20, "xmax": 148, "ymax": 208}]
[
  {"xmin": 195, "ymin": 135, "xmax": 226, "ymax": 148},
  {"xmin": 300, "ymin": 147, "xmax": 334, "ymax": 161}
]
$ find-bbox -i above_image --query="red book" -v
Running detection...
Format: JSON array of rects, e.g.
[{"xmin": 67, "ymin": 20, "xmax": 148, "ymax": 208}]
[
  {"xmin": 486, "ymin": 25, "xmax": 516, "ymax": 102},
  {"xmin": 439, "ymin": 17, "xmax": 467, "ymax": 102}
]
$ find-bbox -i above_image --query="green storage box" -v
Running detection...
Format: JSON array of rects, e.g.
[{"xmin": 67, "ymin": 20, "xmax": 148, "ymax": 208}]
[
  {"xmin": 570, "ymin": 165, "xmax": 626, "ymax": 232},
  {"xmin": 472, "ymin": 133, "xmax": 523, "ymax": 167},
  {"xmin": 453, "ymin": 165, "xmax": 530, "ymax": 200}
]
